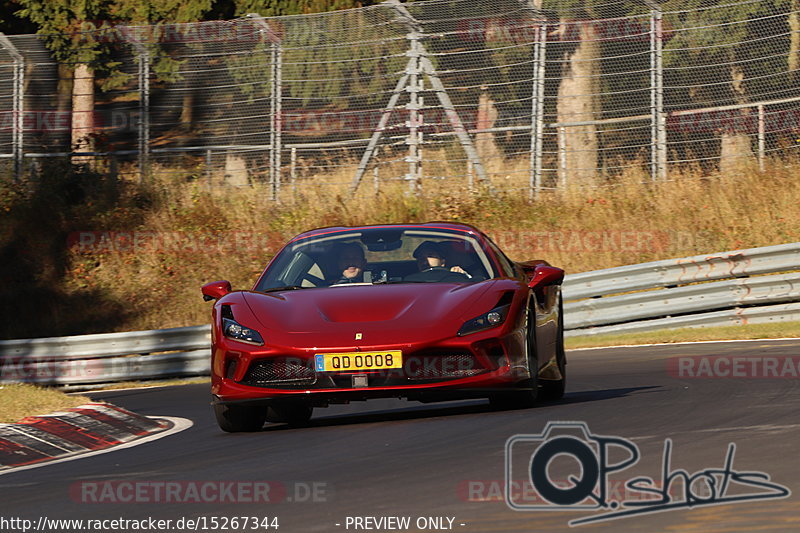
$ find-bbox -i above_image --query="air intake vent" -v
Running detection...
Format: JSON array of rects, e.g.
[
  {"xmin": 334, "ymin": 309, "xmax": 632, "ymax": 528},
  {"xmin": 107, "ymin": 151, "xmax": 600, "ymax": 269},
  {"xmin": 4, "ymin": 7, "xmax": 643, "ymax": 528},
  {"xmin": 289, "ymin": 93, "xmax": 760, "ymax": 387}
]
[{"xmin": 240, "ymin": 358, "xmax": 316, "ymax": 386}]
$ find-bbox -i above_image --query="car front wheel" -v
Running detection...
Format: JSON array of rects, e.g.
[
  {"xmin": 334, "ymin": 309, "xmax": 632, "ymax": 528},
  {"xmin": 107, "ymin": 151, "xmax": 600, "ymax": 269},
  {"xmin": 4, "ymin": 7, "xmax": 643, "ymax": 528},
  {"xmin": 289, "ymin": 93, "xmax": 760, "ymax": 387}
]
[
  {"xmin": 490, "ymin": 308, "xmax": 538, "ymax": 410},
  {"xmin": 539, "ymin": 295, "xmax": 566, "ymax": 401},
  {"xmin": 214, "ymin": 403, "xmax": 267, "ymax": 432}
]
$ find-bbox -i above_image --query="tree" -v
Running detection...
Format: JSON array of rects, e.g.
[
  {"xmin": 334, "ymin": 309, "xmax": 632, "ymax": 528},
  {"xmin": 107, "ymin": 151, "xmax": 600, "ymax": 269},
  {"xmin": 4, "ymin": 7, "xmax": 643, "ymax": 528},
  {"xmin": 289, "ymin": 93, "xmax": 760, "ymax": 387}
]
[
  {"xmin": 15, "ymin": 0, "xmax": 214, "ymax": 153},
  {"xmin": 661, "ymin": 0, "xmax": 795, "ymax": 172},
  {"xmin": 234, "ymin": 1, "xmax": 380, "ymax": 17}
]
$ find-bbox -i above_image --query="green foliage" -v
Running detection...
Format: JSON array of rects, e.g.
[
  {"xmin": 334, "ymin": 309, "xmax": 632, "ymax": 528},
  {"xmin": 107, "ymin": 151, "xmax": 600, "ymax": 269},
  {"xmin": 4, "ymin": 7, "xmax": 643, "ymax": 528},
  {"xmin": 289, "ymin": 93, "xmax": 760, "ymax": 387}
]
[
  {"xmin": 660, "ymin": 0, "xmax": 796, "ymax": 104},
  {"xmin": 15, "ymin": 0, "xmax": 215, "ymax": 88},
  {"xmin": 16, "ymin": 0, "xmax": 118, "ymax": 66},
  {"xmin": 227, "ymin": 7, "xmax": 405, "ymax": 108},
  {"xmin": 662, "ymin": 0, "xmax": 790, "ymax": 59},
  {"xmin": 234, "ymin": 1, "xmax": 379, "ymax": 17}
]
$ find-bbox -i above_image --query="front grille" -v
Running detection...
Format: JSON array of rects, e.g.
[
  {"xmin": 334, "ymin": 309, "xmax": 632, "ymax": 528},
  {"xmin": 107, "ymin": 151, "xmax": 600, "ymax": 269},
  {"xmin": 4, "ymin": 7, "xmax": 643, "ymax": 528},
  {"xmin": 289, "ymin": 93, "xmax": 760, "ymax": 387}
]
[
  {"xmin": 240, "ymin": 358, "xmax": 316, "ymax": 386},
  {"xmin": 402, "ymin": 353, "xmax": 485, "ymax": 380}
]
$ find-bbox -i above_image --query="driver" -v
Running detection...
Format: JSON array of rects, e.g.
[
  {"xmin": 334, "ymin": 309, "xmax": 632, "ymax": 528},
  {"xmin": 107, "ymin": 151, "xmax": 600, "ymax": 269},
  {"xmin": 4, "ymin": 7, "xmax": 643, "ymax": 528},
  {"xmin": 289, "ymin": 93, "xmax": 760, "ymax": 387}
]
[
  {"xmin": 329, "ymin": 242, "xmax": 368, "ymax": 284},
  {"xmin": 404, "ymin": 241, "xmax": 471, "ymax": 282}
]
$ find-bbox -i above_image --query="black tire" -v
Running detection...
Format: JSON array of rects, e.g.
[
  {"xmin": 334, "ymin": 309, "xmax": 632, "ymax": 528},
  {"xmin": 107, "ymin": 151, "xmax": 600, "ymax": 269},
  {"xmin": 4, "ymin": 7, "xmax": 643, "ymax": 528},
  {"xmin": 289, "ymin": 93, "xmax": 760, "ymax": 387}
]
[
  {"xmin": 490, "ymin": 308, "xmax": 538, "ymax": 410},
  {"xmin": 214, "ymin": 403, "xmax": 267, "ymax": 432},
  {"xmin": 269, "ymin": 403, "xmax": 314, "ymax": 427},
  {"xmin": 540, "ymin": 295, "xmax": 566, "ymax": 401}
]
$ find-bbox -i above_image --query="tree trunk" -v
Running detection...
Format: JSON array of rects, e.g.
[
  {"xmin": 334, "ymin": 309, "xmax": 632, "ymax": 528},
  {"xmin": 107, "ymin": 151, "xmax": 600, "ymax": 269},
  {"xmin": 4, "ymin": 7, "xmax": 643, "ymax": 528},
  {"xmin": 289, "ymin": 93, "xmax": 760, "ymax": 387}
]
[
  {"xmin": 180, "ymin": 91, "xmax": 194, "ymax": 126},
  {"xmin": 719, "ymin": 65, "xmax": 753, "ymax": 174},
  {"xmin": 475, "ymin": 86, "xmax": 500, "ymax": 169},
  {"xmin": 180, "ymin": 57, "xmax": 195, "ymax": 127},
  {"xmin": 719, "ymin": 133, "xmax": 753, "ymax": 173},
  {"xmin": 224, "ymin": 152, "xmax": 248, "ymax": 186},
  {"xmin": 556, "ymin": 21, "xmax": 600, "ymax": 187},
  {"xmin": 71, "ymin": 63, "xmax": 95, "ymax": 154}
]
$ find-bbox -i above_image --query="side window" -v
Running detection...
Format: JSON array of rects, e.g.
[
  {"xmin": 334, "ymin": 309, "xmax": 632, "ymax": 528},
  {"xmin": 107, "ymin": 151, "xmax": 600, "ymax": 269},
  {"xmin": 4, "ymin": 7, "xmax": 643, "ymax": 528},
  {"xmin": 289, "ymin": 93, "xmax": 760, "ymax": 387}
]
[{"xmin": 485, "ymin": 239, "xmax": 517, "ymax": 278}]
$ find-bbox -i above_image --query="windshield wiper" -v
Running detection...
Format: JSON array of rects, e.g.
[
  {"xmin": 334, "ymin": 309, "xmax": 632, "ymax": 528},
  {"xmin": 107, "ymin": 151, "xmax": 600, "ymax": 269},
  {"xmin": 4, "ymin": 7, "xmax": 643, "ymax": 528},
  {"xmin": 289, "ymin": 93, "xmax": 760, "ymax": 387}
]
[{"xmin": 260, "ymin": 285, "xmax": 306, "ymax": 293}]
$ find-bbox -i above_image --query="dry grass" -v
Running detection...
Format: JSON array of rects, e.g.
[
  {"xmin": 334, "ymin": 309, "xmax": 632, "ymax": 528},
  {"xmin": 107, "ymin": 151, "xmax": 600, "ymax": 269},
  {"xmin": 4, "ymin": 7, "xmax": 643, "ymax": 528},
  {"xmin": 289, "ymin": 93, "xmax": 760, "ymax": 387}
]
[
  {"xmin": 566, "ymin": 321, "xmax": 800, "ymax": 350},
  {"xmin": 1, "ymin": 154, "xmax": 799, "ymax": 337},
  {"xmin": 82, "ymin": 376, "xmax": 210, "ymax": 392},
  {"xmin": 0, "ymin": 384, "xmax": 90, "ymax": 423}
]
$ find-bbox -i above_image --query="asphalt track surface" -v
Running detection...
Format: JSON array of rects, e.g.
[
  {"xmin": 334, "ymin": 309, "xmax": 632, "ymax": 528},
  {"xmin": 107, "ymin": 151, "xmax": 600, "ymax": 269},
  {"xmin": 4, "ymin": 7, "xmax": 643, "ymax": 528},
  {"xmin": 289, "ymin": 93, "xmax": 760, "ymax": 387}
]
[{"xmin": 2, "ymin": 339, "xmax": 800, "ymax": 532}]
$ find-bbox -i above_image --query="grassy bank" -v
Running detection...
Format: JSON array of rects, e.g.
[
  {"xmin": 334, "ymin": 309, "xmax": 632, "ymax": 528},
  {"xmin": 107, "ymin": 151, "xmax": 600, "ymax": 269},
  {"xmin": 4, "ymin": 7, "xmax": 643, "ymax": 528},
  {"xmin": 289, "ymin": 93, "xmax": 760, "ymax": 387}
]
[
  {"xmin": 565, "ymin": 321, "xmax": 800, "ymax": 350},
  {"xmin": 0, "ymin": 384, "xmax": 90, "ymax": 423},
  {"xmin": 1, "ymin": 157, "xmax": 799, "ymax": 339}
]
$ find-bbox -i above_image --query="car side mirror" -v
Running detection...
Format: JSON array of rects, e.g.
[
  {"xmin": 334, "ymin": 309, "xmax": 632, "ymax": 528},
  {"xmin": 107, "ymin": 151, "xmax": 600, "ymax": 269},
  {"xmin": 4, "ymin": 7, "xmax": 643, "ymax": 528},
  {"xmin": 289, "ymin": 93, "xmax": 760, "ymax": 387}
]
[
  {"xmin": 202, "ymin": 280, "xmax": 232, "ymax": 301},
  {"xmin": 519, "ymin": 259, "xmax": 549, "ymax": 280},
  {"xmin": 527, "ymin": 265, "xmax": 564, "ymax": 290}
]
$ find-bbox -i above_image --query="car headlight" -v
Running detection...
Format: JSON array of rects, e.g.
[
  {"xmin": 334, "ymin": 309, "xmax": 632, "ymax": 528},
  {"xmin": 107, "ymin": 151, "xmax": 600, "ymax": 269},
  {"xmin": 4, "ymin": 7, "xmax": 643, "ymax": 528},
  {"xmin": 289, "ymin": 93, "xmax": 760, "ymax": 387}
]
[
  {"xmin": 458, "ymin": 304, "xmax": 511, "ymax": 336},
  {"xmin": 222, "ymin": 318, "xmax": 264, "ymax": 346}
]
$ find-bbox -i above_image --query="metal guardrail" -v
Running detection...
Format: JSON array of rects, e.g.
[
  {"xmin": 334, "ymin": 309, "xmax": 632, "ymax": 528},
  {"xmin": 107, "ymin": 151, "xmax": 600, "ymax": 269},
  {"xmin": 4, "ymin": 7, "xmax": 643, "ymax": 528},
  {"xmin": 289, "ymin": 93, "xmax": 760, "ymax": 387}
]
[
  {"xmin": 562, "ymin": 242, "xmax": 800, "ymax": 300},
  {"xmin": 565, "ymin": 271, "xmax": 800, "ymax": 330},
  {"xmin": 564, "ymin": 302, "xmax": 800, "ymax": 338},
  {"xmin": 1, "ymin": 243, "xmax": 798, "ymax": 388},
  {"xmin": 562, "ymin": 242, "xmax": 800, "ymax": 337},
  {"xmin": 0, "ymin": 326, "xmax": 210, "ymax": 387}
]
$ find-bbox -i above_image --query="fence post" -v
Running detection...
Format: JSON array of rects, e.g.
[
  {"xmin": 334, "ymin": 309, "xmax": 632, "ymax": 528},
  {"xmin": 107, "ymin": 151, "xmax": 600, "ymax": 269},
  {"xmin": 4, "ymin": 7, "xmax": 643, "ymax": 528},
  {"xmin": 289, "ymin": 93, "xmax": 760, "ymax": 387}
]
[
  {"xmin": 272, "ymin": 40, "xmax": 283, "ymax": 200},
  {"xmin": 290, "ymin": 146, "xmax": 297, "ymax": 197},
  {"xmin": 406, "ymin": 31, "xmax": 422, "ymax": 193},
  {"xmin": 558, "ymin": 126, "xmax": 567, "ymax": 188},
  {"xmin": 131, "ymin": 44, "xmax": 151, "ymax": 183},
  {"xmin": 649, "ymin": 5, "xmax": 667, "ymax": 181},
  {"xmin": 349, "ymin": 0, "xmax": 490, "ymax": 195},
  {"xmin": 529, "ymin": 19, "xmax": 547, "ymax": 199},
  {"xmin": 757, "ymin": 104, "xmax": 766, "ymax": 171},
  {"xmin": 248, "ymin": 14, "xmax": 283, "ymax": 201},
  {"xmin": 0, "ymin": 34, "xmax": 24, "ymax": 180}
]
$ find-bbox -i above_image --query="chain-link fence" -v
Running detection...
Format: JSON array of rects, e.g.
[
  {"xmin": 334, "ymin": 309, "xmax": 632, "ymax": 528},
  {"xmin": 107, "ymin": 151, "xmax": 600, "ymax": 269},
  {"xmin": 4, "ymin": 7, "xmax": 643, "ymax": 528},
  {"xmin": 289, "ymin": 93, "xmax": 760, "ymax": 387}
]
[{"xmin": 1, "ymin": 0, "xmax": 798, "ymax": 198}]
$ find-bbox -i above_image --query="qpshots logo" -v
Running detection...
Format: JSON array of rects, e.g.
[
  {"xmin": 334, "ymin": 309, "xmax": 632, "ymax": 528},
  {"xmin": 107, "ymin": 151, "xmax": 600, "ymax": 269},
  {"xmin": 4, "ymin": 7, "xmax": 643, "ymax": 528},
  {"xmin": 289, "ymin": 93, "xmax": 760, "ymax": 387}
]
[{"xmin": 504, "ymin": 422, "xmax": 790, "ymax": 526}]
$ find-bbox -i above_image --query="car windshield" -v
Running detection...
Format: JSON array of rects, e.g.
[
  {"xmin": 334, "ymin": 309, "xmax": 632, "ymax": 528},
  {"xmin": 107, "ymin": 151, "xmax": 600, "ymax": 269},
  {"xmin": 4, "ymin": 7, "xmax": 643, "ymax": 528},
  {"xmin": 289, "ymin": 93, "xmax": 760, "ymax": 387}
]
[{"xmin": 255, "ymin": 228, "xmax": 498, "ymax": 291}]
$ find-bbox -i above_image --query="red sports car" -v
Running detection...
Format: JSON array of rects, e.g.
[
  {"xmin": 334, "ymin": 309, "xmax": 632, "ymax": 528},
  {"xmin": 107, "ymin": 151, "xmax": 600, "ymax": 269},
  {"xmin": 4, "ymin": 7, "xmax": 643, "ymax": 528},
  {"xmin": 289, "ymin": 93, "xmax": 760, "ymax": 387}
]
[{"xmin": 202, "ymin": 223, "xmax": 565, "ymax": 432}]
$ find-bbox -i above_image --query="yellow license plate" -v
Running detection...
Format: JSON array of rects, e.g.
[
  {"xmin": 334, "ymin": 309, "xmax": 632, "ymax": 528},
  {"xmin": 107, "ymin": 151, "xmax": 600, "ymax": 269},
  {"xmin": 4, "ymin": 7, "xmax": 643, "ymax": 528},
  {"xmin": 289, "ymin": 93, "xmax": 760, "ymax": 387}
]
[{"xmin": 314, "ymin": 351, "xmax": 403, "ymax": 372}]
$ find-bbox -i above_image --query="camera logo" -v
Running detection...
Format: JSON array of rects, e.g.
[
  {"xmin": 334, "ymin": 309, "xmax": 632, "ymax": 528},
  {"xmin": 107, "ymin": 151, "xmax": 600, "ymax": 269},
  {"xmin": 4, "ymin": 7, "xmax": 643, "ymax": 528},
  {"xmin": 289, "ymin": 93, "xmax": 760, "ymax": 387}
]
[
  {"xmin": 504, "ymin": 421, "xmax": 790, "ymax": 526},
  {"xmin": 505, "ymin": 421, "xmax": 638, "ymax": 512}
]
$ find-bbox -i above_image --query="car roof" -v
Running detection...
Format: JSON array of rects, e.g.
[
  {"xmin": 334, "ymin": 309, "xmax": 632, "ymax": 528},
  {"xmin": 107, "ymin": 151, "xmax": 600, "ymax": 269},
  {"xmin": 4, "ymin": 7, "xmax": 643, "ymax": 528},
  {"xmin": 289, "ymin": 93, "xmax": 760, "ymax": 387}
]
[{"xmin": 288, "ymin": 222, "xmax": 484, "ymax": 243}]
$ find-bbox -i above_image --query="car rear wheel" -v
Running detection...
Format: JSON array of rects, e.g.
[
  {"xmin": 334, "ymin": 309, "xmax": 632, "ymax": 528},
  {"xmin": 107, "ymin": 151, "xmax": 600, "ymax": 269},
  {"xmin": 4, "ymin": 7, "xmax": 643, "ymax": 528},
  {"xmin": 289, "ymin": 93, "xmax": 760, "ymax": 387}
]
[
  {"xmin": 214, "ymin": 403, "xmax": 267, "ymax": 432},
  {"xmin": 490, "ymin": 308, "xmax": 538, "ymax": 410},
  {"xmin": 539, "ymin": 295, "xmax": 566, "ymax": 401}
]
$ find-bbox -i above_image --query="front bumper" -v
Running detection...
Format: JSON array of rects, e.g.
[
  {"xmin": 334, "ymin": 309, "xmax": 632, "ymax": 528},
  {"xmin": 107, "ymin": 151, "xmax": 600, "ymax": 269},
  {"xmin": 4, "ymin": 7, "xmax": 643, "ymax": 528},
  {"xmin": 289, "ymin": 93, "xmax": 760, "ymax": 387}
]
[{"xmin": 211, "ymin": 328, "xmax": 529, "ymax": 405}]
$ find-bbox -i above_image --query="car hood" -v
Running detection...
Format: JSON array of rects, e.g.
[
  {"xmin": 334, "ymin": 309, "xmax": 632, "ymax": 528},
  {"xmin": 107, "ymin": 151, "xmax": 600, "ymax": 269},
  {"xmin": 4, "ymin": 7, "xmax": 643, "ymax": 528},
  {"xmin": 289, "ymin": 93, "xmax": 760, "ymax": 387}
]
[{"xmin": 240, "ymin": 282, "xmax": 496, "ymax": 348}]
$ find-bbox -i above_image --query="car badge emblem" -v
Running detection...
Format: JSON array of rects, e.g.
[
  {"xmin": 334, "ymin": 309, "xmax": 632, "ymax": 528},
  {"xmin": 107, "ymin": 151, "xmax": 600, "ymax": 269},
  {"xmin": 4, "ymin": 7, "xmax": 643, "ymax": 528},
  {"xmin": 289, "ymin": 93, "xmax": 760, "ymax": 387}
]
[{"xmin": 355, "ymin": 333, "xmax": 363, "ymax": 340}]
